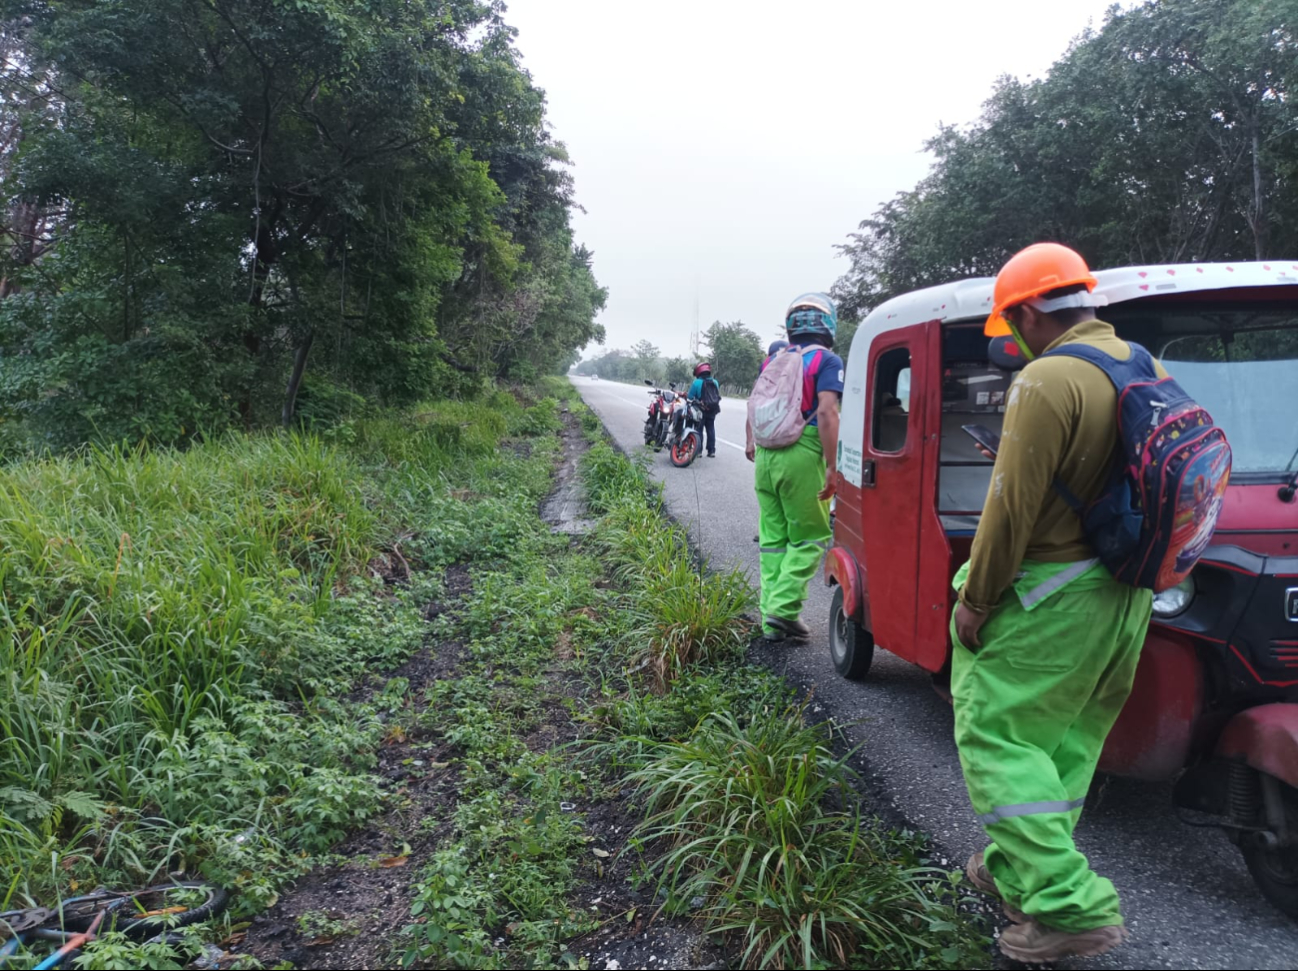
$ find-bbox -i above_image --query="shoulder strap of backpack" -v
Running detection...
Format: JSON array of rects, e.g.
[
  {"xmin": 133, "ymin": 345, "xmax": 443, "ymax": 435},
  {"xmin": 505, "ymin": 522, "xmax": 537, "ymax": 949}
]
[
  {"xmin": 1039, "ymin": 341, "xmax": 1158, "ymax": 388},
  {"xmin": 1037, "ymin": 342, "xmax": 1159, "ymax": 516}
]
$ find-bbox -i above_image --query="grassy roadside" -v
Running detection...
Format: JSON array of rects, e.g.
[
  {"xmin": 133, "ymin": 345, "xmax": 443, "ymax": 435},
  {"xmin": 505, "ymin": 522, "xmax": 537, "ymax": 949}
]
[
  {"xmin": 386, "ymin": 385, "xmax": 988, "ymax": 971},
  {"xmin": 2, "ymin": 378, "xmax": 989, "ymax": 970},
  {"xmin": 0, "ymin": 385, "xmax": 566, "ymax": 967}
]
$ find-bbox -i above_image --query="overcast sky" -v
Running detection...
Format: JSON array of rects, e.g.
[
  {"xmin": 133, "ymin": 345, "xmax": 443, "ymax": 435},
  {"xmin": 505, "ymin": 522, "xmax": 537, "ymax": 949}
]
[{"xmin": 504, "ymin": 0, "xmax": 1126, "ymax": 359}]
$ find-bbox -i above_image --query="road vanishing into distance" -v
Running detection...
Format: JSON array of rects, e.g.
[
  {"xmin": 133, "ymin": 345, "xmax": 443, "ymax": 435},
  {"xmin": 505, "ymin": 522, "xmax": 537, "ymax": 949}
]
[{"xmin": 576, "ymin": 376, "xmax": 1298, "ymax": 971}]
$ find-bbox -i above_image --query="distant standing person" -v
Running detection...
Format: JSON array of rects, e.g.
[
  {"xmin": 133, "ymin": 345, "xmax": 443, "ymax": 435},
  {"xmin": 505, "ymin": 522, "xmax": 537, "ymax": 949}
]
[
  {"xmin": 745, "ymin": 294, "xmax": 844, "ymax": 642},
  {"xmin": 688, "ymin": 362, "xmax": 722, "ymax": 458}
]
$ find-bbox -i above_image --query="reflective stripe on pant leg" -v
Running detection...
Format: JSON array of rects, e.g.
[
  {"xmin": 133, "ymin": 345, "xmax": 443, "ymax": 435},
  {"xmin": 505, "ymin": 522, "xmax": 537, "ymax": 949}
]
[
  {"xmin": 764, "ymin": 428, "xmax": 830, "ymax": 622},
  {"xmin": 977, "ymin": 797, "xmax": 1087, "ymax": 827},
  {"xmin": 754, "ymin": 447, "xmax": 788, "ymax": 622},
  {"xmin": 951, "ymin": 581, "xmax": 1138, "ymax": 932}
]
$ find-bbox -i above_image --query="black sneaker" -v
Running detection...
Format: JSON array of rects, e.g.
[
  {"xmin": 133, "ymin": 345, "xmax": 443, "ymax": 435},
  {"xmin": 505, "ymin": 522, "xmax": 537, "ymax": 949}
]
[
  {"xmin": 707, "ymin": 452, "xmax": 716, "ymax": 458},
  {"xmin": 766, "ymin": 616, "xmax": 813, "ymax": 640}
]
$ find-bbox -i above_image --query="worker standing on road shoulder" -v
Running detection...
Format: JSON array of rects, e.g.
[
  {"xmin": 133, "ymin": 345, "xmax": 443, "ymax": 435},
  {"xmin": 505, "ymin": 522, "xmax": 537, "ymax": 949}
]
[
  {"xmin": 952, "ymin": 244, "xmax": 1161, "ymax": 964},
  {"xmin": 745, "ymin": 293, "xmax": 844, "ymax": 642},
  {"xmin": 687, "ymin": 362, "xmax": 722, "ymax": 458}
]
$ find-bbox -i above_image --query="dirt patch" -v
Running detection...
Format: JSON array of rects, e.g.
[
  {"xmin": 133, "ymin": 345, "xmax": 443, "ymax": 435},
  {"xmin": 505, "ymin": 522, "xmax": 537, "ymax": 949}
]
[
  {"xmin": 565, "ymin": 793, "xmax": 728, "ymax": 971},
  {"xmin": 234, "ymin": 573, "xmax": 473, "ymax": 971},
  {"xmin": 541, "ymin": 417, "xmax": 596, "ymax": 536}
]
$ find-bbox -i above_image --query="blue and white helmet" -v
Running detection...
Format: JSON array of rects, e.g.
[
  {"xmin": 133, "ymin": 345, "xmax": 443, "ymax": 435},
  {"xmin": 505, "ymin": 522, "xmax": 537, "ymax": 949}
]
[{"xmin": 785, "ymin": 292, "xmax": 838, "ymax": 344}]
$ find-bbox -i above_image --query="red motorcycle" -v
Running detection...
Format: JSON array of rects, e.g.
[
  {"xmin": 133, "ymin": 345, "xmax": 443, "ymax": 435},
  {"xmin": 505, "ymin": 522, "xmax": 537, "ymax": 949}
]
[{"xmin": 643, "ymin": 380, "xmax": 677, "ymax": 451}]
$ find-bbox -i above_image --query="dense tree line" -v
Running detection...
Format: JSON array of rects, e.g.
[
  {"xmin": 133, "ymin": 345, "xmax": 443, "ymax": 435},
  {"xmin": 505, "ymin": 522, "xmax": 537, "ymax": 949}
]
[
  {"xmin": 833, "ymin": 0, "xmax": 1298, "ymax": 321},
  {"xmin": 573, "ymin": 321, "xmax": 767, "ymax": 394},
  {"xmin": 0, "ymin": 0, "xmax": 605, "ymax": 450}
]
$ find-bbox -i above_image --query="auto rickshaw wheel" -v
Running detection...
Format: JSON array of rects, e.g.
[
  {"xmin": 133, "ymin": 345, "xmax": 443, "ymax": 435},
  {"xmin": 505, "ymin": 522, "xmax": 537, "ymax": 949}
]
[
  {"xmin": 1241, "ymin": 777, "xmax": 1298, "ymax": 920},
  {"xmin": 829, "ymin": 585, "xmax": 873, "ymax": 681}
]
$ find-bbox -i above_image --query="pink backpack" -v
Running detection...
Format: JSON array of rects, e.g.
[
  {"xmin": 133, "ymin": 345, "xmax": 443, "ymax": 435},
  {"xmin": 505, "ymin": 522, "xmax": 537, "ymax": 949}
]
[{"xmin": 748, "ymin": 345, "xmax": 818, "ymax": 449}]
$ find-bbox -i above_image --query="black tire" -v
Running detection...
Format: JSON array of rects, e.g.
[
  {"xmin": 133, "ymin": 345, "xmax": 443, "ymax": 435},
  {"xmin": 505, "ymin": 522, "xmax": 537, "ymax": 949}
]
[
  {"xmin": 60, "ymin": 882, "xmax": 229, "ymax": 937},
  {"xmin": 1241, "ymin": 780, "xmax": 1298, "ymax": 919},
  {"xmin": 670, "ymin": 434, "xmax": 699, "ymax": 468},
  {"xmin": 829, "ymin": 585, "xmax": 874, "ymax": 681},
  {"xmin": 643, "ymin": 418, "xmax": 656, "ymax": 445}
]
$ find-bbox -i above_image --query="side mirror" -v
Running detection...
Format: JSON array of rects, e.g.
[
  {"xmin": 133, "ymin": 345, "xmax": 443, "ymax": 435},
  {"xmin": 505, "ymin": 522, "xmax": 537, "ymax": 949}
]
[
  {"xmin": 644, "ymin": 379, "xmax": 654, "ymax": 386},
  {"xmin": 989, "ymin": 335, "xmax": 1027, "ymax": 371}
]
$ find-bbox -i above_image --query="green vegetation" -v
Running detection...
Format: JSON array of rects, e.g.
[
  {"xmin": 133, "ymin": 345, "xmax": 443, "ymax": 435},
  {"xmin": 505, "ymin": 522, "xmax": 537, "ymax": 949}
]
[
  {"xmin": 395, "ymin": 386, "xmax": 987, "ymax": 970},
  {"xmin": 0, "ymin": 1, "xmax": 605, "ymax": 451},
  {"xmin": 574, "ymin": 320, "xmax": 767, "ymax": 393},
  {"xmin": 0, "ymin": 378, "xmax": 988, "ymax": 969},
  {"xmin": 0, "ymin": 384, "xmax": 561, "ymax": 915},
  {"xmin": 834, "ymin": 0, "xmax": 1298, "ymax": 318},
  {"xmin": 574, "ymin": 424, "xmax": 987, "ymax": 971}
]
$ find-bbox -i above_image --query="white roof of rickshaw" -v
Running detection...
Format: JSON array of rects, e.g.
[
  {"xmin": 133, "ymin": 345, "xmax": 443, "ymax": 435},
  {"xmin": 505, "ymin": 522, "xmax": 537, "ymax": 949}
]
[{"xmin": 852, "ymin": 260, "xmax": 1298, "ymax": 351}]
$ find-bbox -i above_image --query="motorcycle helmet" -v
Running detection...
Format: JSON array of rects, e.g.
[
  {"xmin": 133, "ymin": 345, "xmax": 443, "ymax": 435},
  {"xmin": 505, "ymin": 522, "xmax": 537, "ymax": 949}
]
[
  {"xmin": 768, "ymin": 339, "xmax": 788, "ymax": 357},
  {"xmin": 694, "ymin": 362, "xmax": 712, "ymax": 377},
  {"xmin": 785, "ymin": 292, "xmax": 838, "ymax": 345}
]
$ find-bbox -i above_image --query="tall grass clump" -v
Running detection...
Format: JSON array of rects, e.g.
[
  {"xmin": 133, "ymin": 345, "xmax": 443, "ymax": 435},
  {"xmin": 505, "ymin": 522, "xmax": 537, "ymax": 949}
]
[
  {"xmin": 580, "ymin": 441, "xmax": 754, "ymax": 686},
  {"xmin": 630, "ymin": 710, "xmax": 986, "ymax": 971},
  {"xmin": 0, "ymin": 390, "xmax": 563, "ymax": 907},
  {"xmin": 572, "ymin": 407, "xmax": 988, "ymax": 970}
]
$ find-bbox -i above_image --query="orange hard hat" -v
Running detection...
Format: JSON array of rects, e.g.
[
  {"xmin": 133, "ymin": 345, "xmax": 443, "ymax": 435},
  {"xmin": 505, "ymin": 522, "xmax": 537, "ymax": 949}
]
[{"xmin": 984, "ymin": 243, "xmax": 1098, "ymax": 336}]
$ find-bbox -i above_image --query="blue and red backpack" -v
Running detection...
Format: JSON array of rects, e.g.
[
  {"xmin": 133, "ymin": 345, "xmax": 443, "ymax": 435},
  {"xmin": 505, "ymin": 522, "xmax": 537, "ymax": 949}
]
[{"xmin": 1043, "ymin": 343, "xmax": 1233, "ymax": 593}]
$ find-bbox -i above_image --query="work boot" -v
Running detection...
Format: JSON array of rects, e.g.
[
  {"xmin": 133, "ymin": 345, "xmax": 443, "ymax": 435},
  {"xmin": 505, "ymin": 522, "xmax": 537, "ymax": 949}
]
[
  {"xmin": 759, "ymin": 626, "xmax": 787, "ymax": 644},
  {"xmin": 999, "ymin": 920, "xmax": 1129, "ymax": 964},
  {"xmin": 766, "ymin": 616, "xmax": 813, "ymax": 640},
  {"xmin": 965, "ymin": 851, "xmax": 1027, "ymax": 923}
]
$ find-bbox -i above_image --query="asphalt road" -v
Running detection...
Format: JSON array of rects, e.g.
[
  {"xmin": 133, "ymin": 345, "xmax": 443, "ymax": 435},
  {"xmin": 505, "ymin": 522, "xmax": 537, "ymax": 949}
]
[{"xmin": 576, "ymin": 375, "xmax": 1298, "ymax": 971}]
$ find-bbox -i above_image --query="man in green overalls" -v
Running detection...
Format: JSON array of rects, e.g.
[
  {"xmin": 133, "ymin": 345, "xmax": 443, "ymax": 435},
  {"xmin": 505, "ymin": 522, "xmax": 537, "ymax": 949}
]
[
  {"xmin": 952, "ymin": 244, "xmax": 1158, "ymax": 964},
  {"xmin": 745, "ymin": 294, "xmax": 845, "ymax": 642}
]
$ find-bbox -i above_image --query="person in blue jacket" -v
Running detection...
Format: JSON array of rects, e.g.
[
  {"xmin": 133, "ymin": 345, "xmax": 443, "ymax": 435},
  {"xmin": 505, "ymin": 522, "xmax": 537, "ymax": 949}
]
[{"xmin": 688, "ymin": 362, "xmax": 722, "ymax": 458}]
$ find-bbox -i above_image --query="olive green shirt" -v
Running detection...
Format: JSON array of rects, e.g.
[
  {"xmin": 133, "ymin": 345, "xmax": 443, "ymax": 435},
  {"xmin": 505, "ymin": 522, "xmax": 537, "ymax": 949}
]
[{"xmin": 959, "ymin": 319, "xmax": 1169, "ymax": 613}]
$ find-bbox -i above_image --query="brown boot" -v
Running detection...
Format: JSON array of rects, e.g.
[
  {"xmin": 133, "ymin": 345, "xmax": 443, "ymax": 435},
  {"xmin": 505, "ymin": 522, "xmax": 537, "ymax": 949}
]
[
  {"xmin": 965, "ymin": 851, "xmax": 1027, "ymax": 923},
  {"xmin": 999, "ymin": 919, "xmax": 1129, "ymax": 964}
]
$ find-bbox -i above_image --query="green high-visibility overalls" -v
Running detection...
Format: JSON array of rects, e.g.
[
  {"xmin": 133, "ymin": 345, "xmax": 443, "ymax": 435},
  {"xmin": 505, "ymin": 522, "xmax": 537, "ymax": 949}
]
[
  {"xmin": 755, "ymin": 426, "xmax": 830, "ymax": 630},
  {"xmin": 951, "ymin": 558, "xmax": 1152, "ymax": 932}
]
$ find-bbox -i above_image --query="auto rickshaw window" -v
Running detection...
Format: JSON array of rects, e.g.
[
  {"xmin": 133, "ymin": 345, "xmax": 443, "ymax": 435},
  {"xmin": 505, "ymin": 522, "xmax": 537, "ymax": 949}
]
[
  {"xmin": 1106, "ymin": 302, "xmax": 1298, "ymax": 477},
  {"xmin": 873, "ymin": 349, "xmax": 911, "ymax": 453},
  {"xmin": 936, "ymin": 355, "xmax": 1017, "ymax": 533}
]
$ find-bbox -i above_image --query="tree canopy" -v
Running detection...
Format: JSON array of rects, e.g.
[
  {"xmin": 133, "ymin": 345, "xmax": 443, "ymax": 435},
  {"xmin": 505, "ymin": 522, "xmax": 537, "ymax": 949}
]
[
  {"xmin": 0, "ymin": 0, "xmax": 605, "ymax": 449},
  {"xmin": 833, "ymin": 0, "xmax": 1298, "ymax": 320}
]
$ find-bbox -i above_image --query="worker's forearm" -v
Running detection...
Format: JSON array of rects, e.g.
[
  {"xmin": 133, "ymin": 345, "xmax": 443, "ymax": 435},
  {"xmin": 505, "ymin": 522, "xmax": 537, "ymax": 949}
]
[{"xmin": 818, "ymin": 410, "xmax": 839, "ymax": 470}]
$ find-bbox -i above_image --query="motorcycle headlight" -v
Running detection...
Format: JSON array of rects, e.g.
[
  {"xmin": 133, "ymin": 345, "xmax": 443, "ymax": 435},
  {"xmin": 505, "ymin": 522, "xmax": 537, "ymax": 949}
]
[{"xmin": 1152, "ymin": 577, "xmax": 1196, "ymax": 619}]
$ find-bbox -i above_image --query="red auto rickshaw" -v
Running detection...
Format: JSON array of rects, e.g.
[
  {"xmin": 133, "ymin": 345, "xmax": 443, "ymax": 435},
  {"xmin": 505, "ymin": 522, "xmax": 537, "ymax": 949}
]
[{"xmin": 823, "ymin": 261, "xmax": 1298, "ymax": 917}]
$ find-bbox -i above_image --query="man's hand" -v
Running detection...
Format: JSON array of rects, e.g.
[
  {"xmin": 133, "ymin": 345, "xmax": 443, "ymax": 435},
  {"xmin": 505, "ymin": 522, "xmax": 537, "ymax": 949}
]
[
  {"xmin": 745, "ymin": 441, "xmax": 756, "ymax": 463},
  {"xmin": 818, "ymin": 469, "xmax": 838, "ymax": 501},
  {"xmin": 976, "ymin": 444, "xmax": 996, "ymax": 461},
  {"xmin": 954, "ymin": 602, "xmax": 990, "ymax": 650}
]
